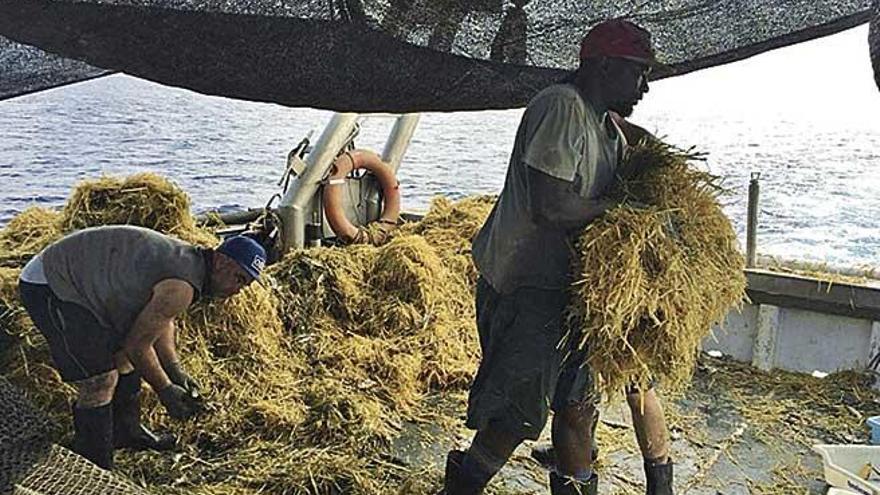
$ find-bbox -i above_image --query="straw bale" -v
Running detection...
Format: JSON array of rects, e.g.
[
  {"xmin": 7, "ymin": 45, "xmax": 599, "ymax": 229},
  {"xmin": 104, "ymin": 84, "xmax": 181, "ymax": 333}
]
[
  {"xmin": 300, "ymin": 377, "xmax": 398, "ymax": 452},
  {"xmin": 570, "ymin": 141, "xmax": 746, "ymax": 397},
  {"xmin": 275, "ymin": 244, "xmax": 376, "ymax": 332},
  {"xmin": 366, "ymin": 235, "xmax": 451, "ymax": 336},
  {"xmin": 398, "ymin": 195, "xmax": 494, "ymax": 284},
  {"xmin": 238, "ymin": 445, "xmax": 384, "ymax": 495},
  {"xmin": 60, "ymin": 172, "xmax": 217, "ymax": 246},
  {"xmin": 398, "ymin": 195, "xmax": 495, "ymax": 255},
  {"xmin": 418, "ymin": 318, "xmax": 480, "ymax": 390},
  {"xmin": 0, "ymin": 268, "xmax": 29, "ymax": 340},
  {"xmin": 314, "ymin": 332, "xmax": 424, "ymax": 410},
  {"xmin": 0, "ymin": 207, "xmax": 62, "ymax": 264}
]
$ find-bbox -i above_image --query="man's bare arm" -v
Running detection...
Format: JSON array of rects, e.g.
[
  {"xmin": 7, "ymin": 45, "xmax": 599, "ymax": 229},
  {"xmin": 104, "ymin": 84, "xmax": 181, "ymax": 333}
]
[
  {"xmin": 123, "ymin": 279, "xmax": 194, "ymax": 393},
  {"xmin": 526, "ymin": 166, "xmax": 618, "ymax": 232},
  {"xmin": 154, "ymin": 322, "xmax": 179, "ymax": 367}
]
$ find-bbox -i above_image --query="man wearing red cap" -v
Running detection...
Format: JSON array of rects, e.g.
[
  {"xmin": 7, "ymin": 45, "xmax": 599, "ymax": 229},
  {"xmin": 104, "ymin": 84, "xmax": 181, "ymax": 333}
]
[{"xmin": 439, "ymin": 19, "xmax": 673, "ymax": 495}]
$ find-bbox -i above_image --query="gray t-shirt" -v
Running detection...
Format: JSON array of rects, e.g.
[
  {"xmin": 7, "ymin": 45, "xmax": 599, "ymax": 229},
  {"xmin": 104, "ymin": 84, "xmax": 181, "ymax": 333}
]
[
  {"xmin": 42, "ymin": 225, "xmax": 207, "ymax": 340},
  {"xmin": 472, "ymin": 84, "xmax": 624, "ymax": 294}
]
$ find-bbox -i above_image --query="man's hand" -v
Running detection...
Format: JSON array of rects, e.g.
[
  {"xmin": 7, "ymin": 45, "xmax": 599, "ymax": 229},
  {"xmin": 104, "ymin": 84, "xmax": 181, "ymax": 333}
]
[
  {"xmin": 158, "ymin": 384, "xmax": 203, "ymax": 419},
  {"xmin": 165, "ymin": 361, "xmax": 200, "ymax": 394}
]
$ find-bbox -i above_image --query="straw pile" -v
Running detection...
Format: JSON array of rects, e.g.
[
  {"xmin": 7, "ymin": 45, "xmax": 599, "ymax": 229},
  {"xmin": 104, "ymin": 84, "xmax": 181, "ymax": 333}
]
[
  {"xmin": 0, "ymin": 207, "xmax": 62, "ymax": 266},
  {"xmin": 60, "ymin": 173, "xmax": 217, "ymax": 246},
  {"xmin": 569, "ymin": 141, "xmax": 747, "ymax": 397},
  {"xmin": 0, "ymin": 174, "xmax": 495, "ymax": 494}
]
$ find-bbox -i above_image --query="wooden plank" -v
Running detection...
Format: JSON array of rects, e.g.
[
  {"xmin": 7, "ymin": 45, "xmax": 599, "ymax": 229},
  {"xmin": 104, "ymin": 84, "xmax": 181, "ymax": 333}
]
[{"xmin": 745, "ymin": 269, "xmax": 880, "ymax": 321}]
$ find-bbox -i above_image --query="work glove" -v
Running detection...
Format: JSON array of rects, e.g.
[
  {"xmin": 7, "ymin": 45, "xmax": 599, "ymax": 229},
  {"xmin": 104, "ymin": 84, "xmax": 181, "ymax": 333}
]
[
  {"xmin": 158, "ymin": 384, "xmax": 203, "ymax": 420},
  {"xmin": 165, "ymin": 361, "xmax": 201, "ymax": 396}
]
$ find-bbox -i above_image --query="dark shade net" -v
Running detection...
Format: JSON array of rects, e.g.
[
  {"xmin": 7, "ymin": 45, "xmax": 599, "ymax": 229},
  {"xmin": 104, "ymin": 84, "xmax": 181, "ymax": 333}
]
[
  {"xmin": 871, "ymin": 0, "xmax": 880, "ymax": 90},
  {"xmin": 0, "ymin": 0, "xmax": 873, "ymax": 111},
  {"xmin": 0, "ymin": 37, "xmax": 111, "ymax": 101}
]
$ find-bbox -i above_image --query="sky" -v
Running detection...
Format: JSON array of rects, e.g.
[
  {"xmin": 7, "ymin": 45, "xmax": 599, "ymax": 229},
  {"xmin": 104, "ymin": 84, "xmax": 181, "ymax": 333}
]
[{"xmin": 639, "ymin": 24, "xmax": 879, "ymax": 126}]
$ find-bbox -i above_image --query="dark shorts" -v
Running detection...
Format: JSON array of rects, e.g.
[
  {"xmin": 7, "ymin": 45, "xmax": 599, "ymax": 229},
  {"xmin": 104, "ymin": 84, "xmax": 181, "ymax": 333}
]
[
  {"xmin": 18, "ymin": 281, "xmax": 117, "ymax": 382},
  {"xmin": 465, "ymin": 277, "xmax": 596, "ymax": 440}
]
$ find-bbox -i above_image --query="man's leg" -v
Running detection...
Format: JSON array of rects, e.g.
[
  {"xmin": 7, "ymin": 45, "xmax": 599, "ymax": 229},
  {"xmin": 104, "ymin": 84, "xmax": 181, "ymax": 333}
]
[
  {"xmin": 19, "ymin": 281, "xmax": 120, "ymax": 470},
  {"xmin": 552, "ymin": 402, "xmax": 596, "ymax": 474},
  {"xmin": 442, "ymin": 423, "xmax": 522, "ymax": 495},
  {"xmin": 545, "ymin": 332, "xmax": 600, "ymax": 495},
  {"xmin": 112, "ymin": 353, "xmax": 177, "ymax": 451},
  {"xmin": 548, "ymin": 403, "xmax": 599, "ymax": 495},
  {"xmin": 626, "ymin": 388, "xmax": 669, "ymax": 461},
  {"xmin": 530, "ymin": 407, "xmax": 598, "ymax": 468},
  {"xmin": 626, "ymin": 388, "xmax": 673, "ymax": 495},
  {"xmin": 71, "ymin": 371, "xmax": 118, "ymax": 469},
  {"xmin": 444, "ymin": 281, "xmax": 568, "ymax": 494}
]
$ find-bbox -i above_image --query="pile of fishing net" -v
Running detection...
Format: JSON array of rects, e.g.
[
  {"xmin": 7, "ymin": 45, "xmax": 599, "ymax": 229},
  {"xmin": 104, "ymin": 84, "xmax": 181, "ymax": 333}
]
[
  {"xmin": 0, "ymin": 172, "xmax": 495, "ymax": 494},
  {"xmin": 568, "ymin": 141, "xmax": 747, "ymax": 397}
]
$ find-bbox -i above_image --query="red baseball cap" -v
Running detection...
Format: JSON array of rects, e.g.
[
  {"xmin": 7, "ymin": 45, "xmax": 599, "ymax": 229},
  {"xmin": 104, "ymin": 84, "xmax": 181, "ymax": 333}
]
[{"xmin": 580, "ymin": 19, "xmax": 662, "ymax": 67}]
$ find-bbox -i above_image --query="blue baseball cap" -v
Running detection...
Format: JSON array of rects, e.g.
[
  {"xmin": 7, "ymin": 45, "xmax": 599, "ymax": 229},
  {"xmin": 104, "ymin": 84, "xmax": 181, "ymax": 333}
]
[{"xmin": 217, "ymin": 235, "xmax": 267, "ymax": 281}]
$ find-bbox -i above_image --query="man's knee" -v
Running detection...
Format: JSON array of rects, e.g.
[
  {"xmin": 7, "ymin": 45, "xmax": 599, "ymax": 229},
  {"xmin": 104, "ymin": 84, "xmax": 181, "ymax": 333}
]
[
  {"xmin": 113, "ymin": 352, "xmax": 135, "ymax": 375},
  {"xmin": 626, "ymin": 387, "xmax": 662, "ymax": 415},
  {"xmin": 74, "ymin": 371, "xmax": 118, "ymax": 407},
  {"xmin": 554, "ymin": 403, "xmax": 596, "ymax": 433}
]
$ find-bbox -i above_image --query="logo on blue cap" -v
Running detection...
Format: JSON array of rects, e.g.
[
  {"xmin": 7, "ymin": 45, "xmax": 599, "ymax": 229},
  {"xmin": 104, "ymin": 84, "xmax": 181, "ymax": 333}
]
[{"xmin": 217, "ymin": 235, "xmax": 267, "ymax": 281}]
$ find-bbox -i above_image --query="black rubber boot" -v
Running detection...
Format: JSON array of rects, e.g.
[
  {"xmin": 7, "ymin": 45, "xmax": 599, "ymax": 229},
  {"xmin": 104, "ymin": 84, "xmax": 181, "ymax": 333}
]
[
  {"xmin": 113, "ymin": 372, "xmax": 177, "ymax": 451},
  {"xmin": 549, "ymin": 471, "xmax": 598, "ymax": 495},
  {"xmin": 71, "ymin": 403, "xmax": 114, "ymax": 470},
  {"xmin": 645, "ymin": 458, "xmax": 673, "ymax": 495},
  {"xmin": 438, "ymin": 450, "xmax": 487, "ymax": 495}
]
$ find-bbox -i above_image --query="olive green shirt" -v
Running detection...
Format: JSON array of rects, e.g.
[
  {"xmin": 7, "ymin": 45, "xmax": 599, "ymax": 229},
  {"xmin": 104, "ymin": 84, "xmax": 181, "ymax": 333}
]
[
  {"xmin": 42, "ymin": 225, "xmax": 207, "ymax": 340},
  {"xmin": 472, "ymin": 84, "xmax": 624, "ymax": 293}
]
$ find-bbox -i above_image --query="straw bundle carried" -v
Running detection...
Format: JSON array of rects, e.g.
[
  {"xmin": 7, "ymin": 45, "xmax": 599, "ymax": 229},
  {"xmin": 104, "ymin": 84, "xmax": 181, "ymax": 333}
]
[{"xmin": 569, "ymin": 141, "xmax": 746, "ymax": 397}]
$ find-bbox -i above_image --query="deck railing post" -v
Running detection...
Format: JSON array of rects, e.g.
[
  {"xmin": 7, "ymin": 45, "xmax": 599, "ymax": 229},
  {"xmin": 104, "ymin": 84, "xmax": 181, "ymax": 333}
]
[{"xmin": 746, "ymin": 172, "xmax": 760, "ymax": 268}]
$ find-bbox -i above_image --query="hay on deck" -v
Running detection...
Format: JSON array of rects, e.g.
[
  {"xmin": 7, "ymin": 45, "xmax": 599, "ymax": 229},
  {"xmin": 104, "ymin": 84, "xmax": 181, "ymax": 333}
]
[
  {"xmin": 0, "ymin": 175, "xmax": 493, "ymax": 494},
  {"xmin": 60, "ymin": 172, "xmax": 217, "ymax": 246},
  {"xmin": 0, "ymin": 207, "xmax": 62, "ymax": 265},
  {"xmin": 569, "ymin": 141, "xmax": 747, "ymax": 398}
]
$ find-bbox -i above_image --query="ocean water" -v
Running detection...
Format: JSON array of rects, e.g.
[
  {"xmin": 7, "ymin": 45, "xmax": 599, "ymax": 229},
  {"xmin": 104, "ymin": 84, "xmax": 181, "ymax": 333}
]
[{"xmin": 1, "ymin": 26, "xmax": 878, "ymax": 268}]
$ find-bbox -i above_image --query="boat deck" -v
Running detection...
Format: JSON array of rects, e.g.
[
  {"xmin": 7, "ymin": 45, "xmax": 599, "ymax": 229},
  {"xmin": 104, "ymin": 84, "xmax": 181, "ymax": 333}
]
[{"xmin": 396, "ymin": 355, "xmax": 880, "ymax": 494}]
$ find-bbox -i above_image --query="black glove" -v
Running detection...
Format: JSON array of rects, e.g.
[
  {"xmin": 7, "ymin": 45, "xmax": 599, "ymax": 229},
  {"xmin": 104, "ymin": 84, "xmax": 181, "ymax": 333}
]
[
  {"xmin": 165, "ymin": 361, "xmax": 201, "ymax": 395},
  {"xmin": 158, "ymin": 384, "xmax": 203, "ymax": 420}
]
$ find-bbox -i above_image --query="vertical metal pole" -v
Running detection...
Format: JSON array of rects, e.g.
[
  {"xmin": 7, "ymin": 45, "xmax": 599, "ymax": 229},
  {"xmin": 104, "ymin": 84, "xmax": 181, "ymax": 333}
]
[
  {"xmin": 381, "ymin": 113, "xmax": 420, "ymax": 174},
  {"xmin": 746, "ymin": 172, "xmax": 760, "ymax": 268},
  {"xmin": 278, "ymin": 113, "xmax": 359, "ymax": 252},
  {"xmin": 364, "ymin": 113, "xmax": 420, "ymax": 221}
]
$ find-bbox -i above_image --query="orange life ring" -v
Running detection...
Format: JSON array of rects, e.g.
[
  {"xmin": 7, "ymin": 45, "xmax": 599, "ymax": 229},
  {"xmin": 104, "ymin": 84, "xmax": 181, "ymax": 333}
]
[{"xmin": 323, "ymin": 149, "xmax": 400, "ymax": 245}]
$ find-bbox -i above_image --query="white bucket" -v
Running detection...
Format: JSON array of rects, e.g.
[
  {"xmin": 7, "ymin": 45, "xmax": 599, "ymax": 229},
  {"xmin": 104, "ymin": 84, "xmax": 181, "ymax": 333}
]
[{"xmin": 813, "ymin": 444, "xmax": 880, "ymax": 495}]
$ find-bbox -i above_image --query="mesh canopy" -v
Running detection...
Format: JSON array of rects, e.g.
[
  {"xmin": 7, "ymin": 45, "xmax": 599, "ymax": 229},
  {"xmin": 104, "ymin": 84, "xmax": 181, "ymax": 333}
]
[
  {"xmin": 0, "ymin": 0, "xmax": 874, "ymax": 110},
  {"xmin": 0, "ymin": 37, "xmax": 110, "ymax": 101},
  {"xmin": 871, "ymin": 0, "xmax": 880, "ymax": 90}
]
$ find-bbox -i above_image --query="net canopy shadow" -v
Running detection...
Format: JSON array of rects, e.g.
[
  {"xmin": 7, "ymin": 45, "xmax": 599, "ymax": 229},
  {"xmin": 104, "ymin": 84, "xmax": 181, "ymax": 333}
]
[{"xmin": 0, "ymin": 0, "xmax": 876, "ymax": 111}]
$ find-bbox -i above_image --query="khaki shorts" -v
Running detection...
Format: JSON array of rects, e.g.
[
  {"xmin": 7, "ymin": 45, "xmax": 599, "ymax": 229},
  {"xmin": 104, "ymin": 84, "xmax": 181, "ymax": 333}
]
[{"xmin": 465, "ymin": 277, "xmax": 596, "ymax": 440}]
